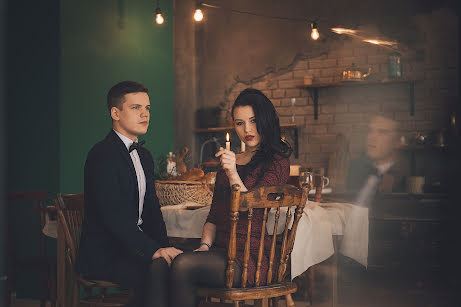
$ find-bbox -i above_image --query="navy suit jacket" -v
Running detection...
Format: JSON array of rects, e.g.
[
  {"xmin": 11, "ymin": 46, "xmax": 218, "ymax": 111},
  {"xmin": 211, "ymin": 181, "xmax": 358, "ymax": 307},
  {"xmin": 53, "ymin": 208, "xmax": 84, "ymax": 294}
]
[{"xmin": 76, "ymin": 130, "xmax": 169, "ymax": 279}]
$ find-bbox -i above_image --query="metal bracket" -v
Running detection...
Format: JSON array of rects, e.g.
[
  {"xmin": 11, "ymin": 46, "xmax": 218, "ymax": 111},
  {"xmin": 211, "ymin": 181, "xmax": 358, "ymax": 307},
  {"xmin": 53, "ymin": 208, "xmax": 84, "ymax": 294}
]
[{"xmin": 306, "ymin": 88, "xmax": 319, "ymax": 120}]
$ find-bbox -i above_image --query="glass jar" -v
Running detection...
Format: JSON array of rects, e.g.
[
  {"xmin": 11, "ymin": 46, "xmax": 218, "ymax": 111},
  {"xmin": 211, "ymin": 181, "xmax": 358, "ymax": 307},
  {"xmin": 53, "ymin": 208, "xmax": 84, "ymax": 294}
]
[{"xmin": 388, "ymin": 52, "xmax": 402, "ymax": 79}]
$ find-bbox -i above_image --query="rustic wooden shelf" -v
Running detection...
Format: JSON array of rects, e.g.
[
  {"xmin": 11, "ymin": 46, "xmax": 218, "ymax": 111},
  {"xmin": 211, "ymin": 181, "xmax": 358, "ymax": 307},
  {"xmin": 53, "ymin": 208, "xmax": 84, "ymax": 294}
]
[
  {"xmin": 301, "ymin": 78, "xmax": 415, "ymax": 88},
  {"xmin": 193, "ymin": 124, "xmax": 299, "ymax": 158},
  {"xmin": 299, "ymin": 79, "xmax": 419, "ymax": 120}
]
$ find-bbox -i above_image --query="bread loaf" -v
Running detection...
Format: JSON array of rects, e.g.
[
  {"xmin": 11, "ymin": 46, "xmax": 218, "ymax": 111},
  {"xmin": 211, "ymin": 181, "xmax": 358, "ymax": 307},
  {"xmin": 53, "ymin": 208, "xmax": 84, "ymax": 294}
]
[
  {"xmin": 174, "ymin": 168, "xmax": 204, "ymax": 181},
  {"xmin": 199, "ymin": 172, "xmax": 216, "ymax": 184}
]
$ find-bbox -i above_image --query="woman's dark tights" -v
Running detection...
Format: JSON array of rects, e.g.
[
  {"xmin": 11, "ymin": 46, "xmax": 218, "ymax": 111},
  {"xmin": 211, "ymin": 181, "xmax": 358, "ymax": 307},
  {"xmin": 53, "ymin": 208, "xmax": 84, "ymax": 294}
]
[{"xmin": 170, "ymin": 251, "xmax": 241, "ymax": 307}]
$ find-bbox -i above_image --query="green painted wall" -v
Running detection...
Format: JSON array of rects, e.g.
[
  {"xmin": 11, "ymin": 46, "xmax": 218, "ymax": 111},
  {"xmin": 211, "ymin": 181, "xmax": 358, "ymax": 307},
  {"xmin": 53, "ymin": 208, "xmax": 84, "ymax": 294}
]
[
  {"xmin": 6, "ymin": 0, "xmax": 60, "ymax": 299},
  {"xmin": 6, "ymin": 0, "xmax": 60, "ymax": 194},
  {"xmin": 6, "ymin": 0, "xmax": 174, "ymax": 299},
  {"xmin": 60, "ymin": 0, "xmax": 175, "ymax": 193}
]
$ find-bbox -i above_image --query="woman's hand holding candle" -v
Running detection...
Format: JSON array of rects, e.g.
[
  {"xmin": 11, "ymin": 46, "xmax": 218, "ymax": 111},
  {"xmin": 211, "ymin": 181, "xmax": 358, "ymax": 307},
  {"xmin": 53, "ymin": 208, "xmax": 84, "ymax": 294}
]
[{"xmin": 215, "ymin": 147, "xmax": 237, "ymax": 178}]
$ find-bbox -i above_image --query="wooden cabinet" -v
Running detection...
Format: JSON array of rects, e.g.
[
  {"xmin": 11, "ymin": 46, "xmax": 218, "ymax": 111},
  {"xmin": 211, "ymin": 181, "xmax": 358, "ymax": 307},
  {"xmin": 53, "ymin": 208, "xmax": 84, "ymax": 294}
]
[{"xmin": 367, "ymin": 193, "xmax": 449, "ymax": 271}]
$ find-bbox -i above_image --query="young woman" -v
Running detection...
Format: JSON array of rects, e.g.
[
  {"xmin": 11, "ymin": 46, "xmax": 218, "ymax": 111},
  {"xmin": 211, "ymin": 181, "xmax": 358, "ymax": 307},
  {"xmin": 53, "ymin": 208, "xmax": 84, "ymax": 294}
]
[{"xmin": 170, "ymin": 88, "xmax": 292, "ymax": 307}]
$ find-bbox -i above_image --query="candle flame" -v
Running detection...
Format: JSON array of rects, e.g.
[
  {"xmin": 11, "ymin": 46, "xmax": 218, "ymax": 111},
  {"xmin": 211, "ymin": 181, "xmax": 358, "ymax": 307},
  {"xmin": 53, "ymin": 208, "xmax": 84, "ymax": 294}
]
[{"xmin": 226, "ymin": 132, "xmax": 229, "ymax": 142}]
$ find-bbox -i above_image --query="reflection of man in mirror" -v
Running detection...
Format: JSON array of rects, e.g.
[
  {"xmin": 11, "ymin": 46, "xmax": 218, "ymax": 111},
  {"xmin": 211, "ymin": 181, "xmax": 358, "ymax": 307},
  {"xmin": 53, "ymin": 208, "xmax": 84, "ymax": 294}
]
[{"xmin": 347, "ymin": 115, "xmax": 400, "ymax": 207}]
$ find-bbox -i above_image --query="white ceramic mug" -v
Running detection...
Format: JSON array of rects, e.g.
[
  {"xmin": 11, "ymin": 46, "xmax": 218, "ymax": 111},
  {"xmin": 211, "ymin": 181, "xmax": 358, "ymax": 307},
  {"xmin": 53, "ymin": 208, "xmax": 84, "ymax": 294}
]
[{"xmin": 314, "ymin": 175, "xmax": 330, "ymax": 188}]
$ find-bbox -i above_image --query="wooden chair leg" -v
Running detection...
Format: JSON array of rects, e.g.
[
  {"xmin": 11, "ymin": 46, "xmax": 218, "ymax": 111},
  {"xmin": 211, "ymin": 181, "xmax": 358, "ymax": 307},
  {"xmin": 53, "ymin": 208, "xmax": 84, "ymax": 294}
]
[
  {"xmin": 254, "ymin": 298, "xmax": 269, "ymax": 307},
  {"xmin": 308, "ymin": 266, "xmax": 315, "ymax": 305},
  {"xmin": 47, "ymin": 261, "xmax": 57, "ymax": 307},
  {"xmin": 71, "ymin": 280, "xmax": 80, "ymax": 307},
  {"xmin": 285, "ymin": 294, "xmax": 295, "ymax": 307},
  {"xmin": 332, "ymin": 236, "xmax": 341, "ymax": 307}
]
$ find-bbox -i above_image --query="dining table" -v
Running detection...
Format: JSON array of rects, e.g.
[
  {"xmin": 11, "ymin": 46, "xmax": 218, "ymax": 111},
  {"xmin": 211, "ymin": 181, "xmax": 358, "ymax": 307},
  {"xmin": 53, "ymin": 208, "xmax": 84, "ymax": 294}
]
[{"xmin": 161, "ymin": 196, "xmax": 368, "ymax": 278}]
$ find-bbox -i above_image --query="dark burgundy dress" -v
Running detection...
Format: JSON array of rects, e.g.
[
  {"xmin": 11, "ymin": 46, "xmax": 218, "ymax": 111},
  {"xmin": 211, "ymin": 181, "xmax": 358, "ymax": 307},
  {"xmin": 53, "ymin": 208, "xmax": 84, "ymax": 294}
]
[{"xmin": 205, "ymin": 154, "xmax": 290, "ymax": 285}]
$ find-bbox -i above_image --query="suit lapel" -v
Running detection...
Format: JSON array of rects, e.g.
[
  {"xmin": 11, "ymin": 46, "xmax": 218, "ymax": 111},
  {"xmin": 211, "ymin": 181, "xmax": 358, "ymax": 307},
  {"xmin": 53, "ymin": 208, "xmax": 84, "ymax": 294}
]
[
  {"xmin": 137, "ymin": 147, "xmax": 152, "ymax": 200},
  {"xmin": 106, "ymin": 131, "xmax": 139, "ymax": 203}
]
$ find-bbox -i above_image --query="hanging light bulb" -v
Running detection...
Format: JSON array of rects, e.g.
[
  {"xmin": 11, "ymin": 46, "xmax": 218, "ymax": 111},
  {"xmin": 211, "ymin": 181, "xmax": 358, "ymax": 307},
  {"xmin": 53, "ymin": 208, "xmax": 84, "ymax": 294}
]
[
  {"xmin": 155, "ymin": 8, "xmax": 164, "ymax": 24},
  {"xmin": 154, "ymin": 1, "xmax": 164, "ymax": 25},
  {"xmin": 311, "ymin": 22, "xmax": 319, "ymax": 40},
  {"xmin": 194, "ymin": 8, "xmax": 204, "ymax": 21}
]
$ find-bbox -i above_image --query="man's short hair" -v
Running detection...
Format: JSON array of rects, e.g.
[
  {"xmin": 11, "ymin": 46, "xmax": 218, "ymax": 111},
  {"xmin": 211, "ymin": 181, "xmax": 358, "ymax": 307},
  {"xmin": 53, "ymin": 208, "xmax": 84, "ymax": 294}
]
[{"xmin": 107, "ymin": 80, "xmax": 148, "ymax": 113}]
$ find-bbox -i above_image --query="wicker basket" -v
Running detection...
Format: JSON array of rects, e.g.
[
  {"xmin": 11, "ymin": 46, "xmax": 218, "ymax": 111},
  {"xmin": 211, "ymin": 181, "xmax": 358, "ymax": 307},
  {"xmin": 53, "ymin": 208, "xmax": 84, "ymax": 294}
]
[{"xmin": 155, "ymin": 180, "xmax": 214, "ymax": 206}]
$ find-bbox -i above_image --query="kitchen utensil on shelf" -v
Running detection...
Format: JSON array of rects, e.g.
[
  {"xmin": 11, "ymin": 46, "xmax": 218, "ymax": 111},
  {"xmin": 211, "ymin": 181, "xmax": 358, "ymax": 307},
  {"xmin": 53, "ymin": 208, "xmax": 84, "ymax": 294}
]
[
  {"xmin": 341, "ymin": 63, "xmax": 372, "ymax": 81},
  {"xmin": 304, "ymin": 75, "xmax": 314, "ymax": 85}
]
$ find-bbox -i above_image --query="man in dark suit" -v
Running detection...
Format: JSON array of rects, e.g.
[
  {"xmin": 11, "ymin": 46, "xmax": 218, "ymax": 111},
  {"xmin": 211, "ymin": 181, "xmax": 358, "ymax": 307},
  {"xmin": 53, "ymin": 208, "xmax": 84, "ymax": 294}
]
[
  {"xmin": 76, "ymin": 80, "xmax": 182, "ymax": 307},
  {"xmin": 347, "ymin": 115, "xmax": 402, "ymax": 207}
]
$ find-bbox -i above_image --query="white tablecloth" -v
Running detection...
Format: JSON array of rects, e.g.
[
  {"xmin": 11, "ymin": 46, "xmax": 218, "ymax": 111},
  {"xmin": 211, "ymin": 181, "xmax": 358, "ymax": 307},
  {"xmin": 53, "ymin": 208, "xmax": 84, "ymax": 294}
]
[
  {"xmin": 290, "ymin": 202, "xmax": 368, "ymax": 279},
  {"xmin": 160, "ymin": 200, "xmax": 368, "ymax": 279},
  {"xmin": 161, "ymin": 202, "xmax": 210, "ymax": 238}
]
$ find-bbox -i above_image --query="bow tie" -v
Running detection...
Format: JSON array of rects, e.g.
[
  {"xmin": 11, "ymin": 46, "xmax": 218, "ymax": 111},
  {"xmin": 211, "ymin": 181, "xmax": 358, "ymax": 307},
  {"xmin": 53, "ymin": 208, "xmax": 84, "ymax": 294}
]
[
  {"xmin": 367, "ymin": 166, "xmax": 383, "ymax": 180},
  {"xmin": 129, "ymin": 140, "xmax": 145, "ymax": 153}
]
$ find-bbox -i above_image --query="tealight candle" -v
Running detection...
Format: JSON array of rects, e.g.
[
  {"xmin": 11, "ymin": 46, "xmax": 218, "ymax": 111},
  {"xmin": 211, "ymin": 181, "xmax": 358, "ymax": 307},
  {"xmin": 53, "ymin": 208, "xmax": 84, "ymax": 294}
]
[
  {"xmin": 225, "ymin": 133, "xmax": 230, "ymax": 150},
  {"xmin": 241, "ymin": 141, "xmax": 246, "ymax": 153}
]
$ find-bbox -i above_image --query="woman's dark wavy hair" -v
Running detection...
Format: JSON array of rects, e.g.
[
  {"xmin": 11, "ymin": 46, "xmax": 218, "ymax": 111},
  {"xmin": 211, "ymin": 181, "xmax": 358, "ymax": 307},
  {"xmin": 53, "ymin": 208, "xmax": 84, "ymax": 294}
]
[{"xmin": 232, "ymin": 88, "xmax": 292, "ymax": 174}]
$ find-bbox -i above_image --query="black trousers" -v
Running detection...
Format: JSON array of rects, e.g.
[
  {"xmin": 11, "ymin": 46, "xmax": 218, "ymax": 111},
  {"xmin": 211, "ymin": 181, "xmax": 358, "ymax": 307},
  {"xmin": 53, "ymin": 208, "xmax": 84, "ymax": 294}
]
[
  {"xmin": 111, "ymin": 256, "xmax": 169, "ymax": 307},
  {"xmin": 169, "ymin": 251, "xmax": 241, "ymax": 307}
]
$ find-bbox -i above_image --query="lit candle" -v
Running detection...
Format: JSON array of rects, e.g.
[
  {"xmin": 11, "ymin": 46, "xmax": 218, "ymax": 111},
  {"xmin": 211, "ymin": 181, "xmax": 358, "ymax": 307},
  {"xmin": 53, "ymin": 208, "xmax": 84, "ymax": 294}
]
[
  {"xmin": 241, "ymin": 141, "xmax": 246, "ymax": 153},
  {"xmin": 225, "ymin": 132, "xmax": 230, "ymax": 150}
]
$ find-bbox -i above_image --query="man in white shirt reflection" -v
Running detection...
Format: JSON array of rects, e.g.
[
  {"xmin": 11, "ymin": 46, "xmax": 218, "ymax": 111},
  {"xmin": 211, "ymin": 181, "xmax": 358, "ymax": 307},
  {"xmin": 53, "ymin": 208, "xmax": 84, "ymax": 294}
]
[{"xmin": 348, "ymin": 115, "xmax": 400, "ymax": 207}]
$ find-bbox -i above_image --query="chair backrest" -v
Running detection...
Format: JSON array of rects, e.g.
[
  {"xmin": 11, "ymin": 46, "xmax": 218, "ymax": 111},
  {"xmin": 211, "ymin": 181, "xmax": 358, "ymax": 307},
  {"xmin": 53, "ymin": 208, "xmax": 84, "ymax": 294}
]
[
  {"xmin": 6, "ymin": 191, "xmax": 49, "ymax": 257},
  {"xmin": 225, "ymin": 184, "xmax": 309, "ymax": 288},
  {"xmin": 54, "ymin": 193, "xmax": 84, "ymax": 268}
]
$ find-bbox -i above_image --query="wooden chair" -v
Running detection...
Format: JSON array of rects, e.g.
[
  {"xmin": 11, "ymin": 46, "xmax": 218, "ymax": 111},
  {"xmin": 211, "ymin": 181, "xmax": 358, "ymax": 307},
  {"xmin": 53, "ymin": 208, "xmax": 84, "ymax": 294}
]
[
  {"xmin": 6, "ymin": 190, "xmax": 56, "ymax": 307},
  {"xmin": 55, "ymin": 193, "xmax": 130, "ymax": 307},
  {"xmin": 197, "ymin": 184, "xmax": 310, "ymax": 307}
]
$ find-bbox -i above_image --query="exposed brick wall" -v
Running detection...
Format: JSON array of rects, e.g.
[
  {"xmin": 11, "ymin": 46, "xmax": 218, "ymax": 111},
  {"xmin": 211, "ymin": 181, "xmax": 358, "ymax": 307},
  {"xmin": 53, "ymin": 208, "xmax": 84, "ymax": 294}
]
[{"xmin": 222, "ymin": 12, "xmax": 458, "ymax": 175}]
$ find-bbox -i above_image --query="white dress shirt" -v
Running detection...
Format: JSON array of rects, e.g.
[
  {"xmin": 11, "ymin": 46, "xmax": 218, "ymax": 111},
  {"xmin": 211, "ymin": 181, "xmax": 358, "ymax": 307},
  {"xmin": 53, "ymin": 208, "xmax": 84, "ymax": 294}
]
[
  {"xmin": 355, "ymin": 160, "xmax": 394, "ymax": 207},
  {"xmin": 114, "ymin": 130, "xmax": 146, "ymax": 228}
]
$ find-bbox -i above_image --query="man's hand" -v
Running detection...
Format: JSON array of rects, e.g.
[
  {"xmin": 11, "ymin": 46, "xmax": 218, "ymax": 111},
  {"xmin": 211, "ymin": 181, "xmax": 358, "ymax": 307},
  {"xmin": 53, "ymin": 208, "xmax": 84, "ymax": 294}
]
[{"xmin": 152, "ymin": 247, "xmax": 183, "ymax": 266}]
